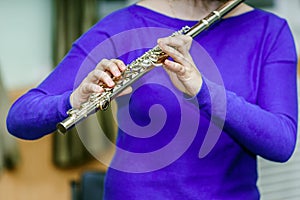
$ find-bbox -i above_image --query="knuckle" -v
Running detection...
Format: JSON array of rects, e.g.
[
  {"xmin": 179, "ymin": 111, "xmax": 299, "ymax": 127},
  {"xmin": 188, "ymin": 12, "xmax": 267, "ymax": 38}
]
[
  {"xmin": 88, "ymin": 70, "xmax": 98, "ymax": 80},
  {"xmin": 111, "ymin": 58, "xmax": 120, "ymax": 63},
  {"xmin": 98, "ymin": 70, "xmax": 108, "ymax": 79},
  {"xmin": 178, "ymin": 55, "xmax": 186, "ymax": 62},
  {"xmin": 180, "ymin": 35, "xmax": 192, "ymax": 42},
  {"xmin": 159, "ymin": 37, "xmax": 168, "ymax": 42},
  {"xmin": 107, "ymin": 62, "xmax": 116, "ymax": 69},
  {"xmin": 100, "ymin": 71, "xmax": 112, "ymax": 83},
  {"xmin": 80, "ymin": 82, "xmax": 90, "ymax": 93},
  {"xmin": 96, "ymin": 58, "xmax": 109, "ymax": 70},
  {"xmin": 115, "ymin": 59, "xmax": 124, "ymax": 66},
  {"xmin": 177, "ymin": 38, "xmax": 185, "ymax": 45},
  {"xmin": 97, "ymin": 59, "xmax": 109, "ymax": 68},
  {"xmin": 101, "ymin": 58, "xmax": 109, "ymax": 63}
]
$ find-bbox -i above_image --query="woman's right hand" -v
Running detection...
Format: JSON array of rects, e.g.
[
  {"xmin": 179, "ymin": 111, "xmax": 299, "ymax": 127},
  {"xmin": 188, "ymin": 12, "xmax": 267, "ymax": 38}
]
[{"xmin": 70, "ymin": 58, "xmax": 128, "ymax": 109}]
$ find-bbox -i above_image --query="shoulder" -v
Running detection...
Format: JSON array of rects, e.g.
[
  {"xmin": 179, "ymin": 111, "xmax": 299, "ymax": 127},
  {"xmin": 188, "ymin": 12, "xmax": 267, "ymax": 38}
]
[
  {"xmin": 233, "ymin": 3, "xmax": 287, "ymax": 24},
  {"xmin": 255, "ymin": 9, "xmax": 287, "ymax": 25},
  {"xmin": 92, "ymin": 4, "xmax": 146, "ymax": 34},
  {"xmin": 245, "ymin": 9, "xmax": 296, "ymax": 63},
  {"xmin": 72, "ymin": 5, "xmax": 146, "ymax": 47},
  {"xmin": 249, "ymin": 9, "xmax": 294, "ymax": 44},
  {"xmin": 213, "ymin": 7, "xmax": 296, "ymax": 62},
  {"xmin": 223, "ymin": 7, "xmax": 291, "ymax": 38}
]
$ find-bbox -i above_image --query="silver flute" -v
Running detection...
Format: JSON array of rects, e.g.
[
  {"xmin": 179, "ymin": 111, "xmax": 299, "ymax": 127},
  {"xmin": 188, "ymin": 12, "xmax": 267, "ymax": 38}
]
[{"xmin": 57, "ymin": 0, "xmax": 244, "ymax": 134}]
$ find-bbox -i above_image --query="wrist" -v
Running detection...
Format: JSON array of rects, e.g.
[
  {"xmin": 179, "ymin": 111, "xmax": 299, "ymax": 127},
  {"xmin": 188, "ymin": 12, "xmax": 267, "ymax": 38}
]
[{"xmin": 69, "ymin": 92, "xmax": 78, "ymax": 109}]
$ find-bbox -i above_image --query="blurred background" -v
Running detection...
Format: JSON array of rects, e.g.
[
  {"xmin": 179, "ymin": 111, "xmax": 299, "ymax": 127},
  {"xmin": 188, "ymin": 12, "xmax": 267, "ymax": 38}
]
[{"xmin": 0, "ymin": 0, "xmax": 299, "ymax": 199}]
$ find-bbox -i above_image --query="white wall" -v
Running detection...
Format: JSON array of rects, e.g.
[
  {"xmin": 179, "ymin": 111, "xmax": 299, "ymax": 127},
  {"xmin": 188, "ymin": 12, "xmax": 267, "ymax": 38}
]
[
  {"xmin": 0, "ymin": 0, "xmax": 52, "ymax": 91},
  {"xmin": 268, "ymin": 0, "xmax": 300, "ymax": 52}
]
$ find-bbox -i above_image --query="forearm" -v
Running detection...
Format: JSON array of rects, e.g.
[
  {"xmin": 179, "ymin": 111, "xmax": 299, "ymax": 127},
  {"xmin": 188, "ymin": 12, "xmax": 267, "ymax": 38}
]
[
  {"xmin": 196, "ymin": 78, "xmax": 297, "ymax": 162},
  {"xmin": 6, "ymin": 88, "xmax": 72, "ymax": 140}
]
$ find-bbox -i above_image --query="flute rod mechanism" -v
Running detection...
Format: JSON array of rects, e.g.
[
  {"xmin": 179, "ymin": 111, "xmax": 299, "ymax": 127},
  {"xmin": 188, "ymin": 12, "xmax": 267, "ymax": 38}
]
[{"xmin": 57, "ymin": 0, "xmax": 244, "ymax": 134}]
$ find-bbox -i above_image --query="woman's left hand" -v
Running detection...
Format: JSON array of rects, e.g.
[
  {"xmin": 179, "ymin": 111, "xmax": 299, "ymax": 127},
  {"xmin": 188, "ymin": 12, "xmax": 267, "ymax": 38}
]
[{"xmin": 157, "ymin": 35, "xmax": 202, "ymax": 97}]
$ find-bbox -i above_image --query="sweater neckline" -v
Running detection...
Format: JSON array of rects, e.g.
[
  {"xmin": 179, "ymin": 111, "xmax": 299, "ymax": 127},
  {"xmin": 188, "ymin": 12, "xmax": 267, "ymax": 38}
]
[{"xmin": 130, "ymin": 4, "xmax": 259, "ymax": 27}]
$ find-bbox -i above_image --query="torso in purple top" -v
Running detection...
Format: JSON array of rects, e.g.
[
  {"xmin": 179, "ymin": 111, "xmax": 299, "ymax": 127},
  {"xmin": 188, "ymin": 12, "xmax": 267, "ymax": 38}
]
[{"xmin": 6, "ymin": 4, "xmax": 298, "ymax": 199}]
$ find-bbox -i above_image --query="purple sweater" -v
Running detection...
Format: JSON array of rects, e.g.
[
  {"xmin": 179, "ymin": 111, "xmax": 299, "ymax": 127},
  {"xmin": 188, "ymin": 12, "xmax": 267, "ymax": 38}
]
[{"xmin": 7, "ymin": 4, "xmax": 298, "ymax": 199}]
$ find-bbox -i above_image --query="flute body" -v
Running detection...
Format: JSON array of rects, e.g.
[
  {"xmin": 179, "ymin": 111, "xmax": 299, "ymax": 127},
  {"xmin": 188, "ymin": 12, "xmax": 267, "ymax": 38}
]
[{"xmin": 57, "ymin": 0, "xmax": 244, "ymax": 134}]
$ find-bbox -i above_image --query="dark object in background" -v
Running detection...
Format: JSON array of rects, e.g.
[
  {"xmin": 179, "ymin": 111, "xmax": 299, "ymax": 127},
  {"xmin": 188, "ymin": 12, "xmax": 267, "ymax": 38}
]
[
  {"xmin": 246, "ymin": 0, "xmax": 275, "ymax": 7},
  {"xmin": 71, "ymin": 171, "xmax": 106, "ymax": 200}
]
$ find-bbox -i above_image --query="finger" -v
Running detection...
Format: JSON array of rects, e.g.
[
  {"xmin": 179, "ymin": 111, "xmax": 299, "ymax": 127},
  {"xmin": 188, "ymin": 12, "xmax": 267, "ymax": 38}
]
[
  {"xmin": 158, "ymin": 35, "xmax": 192, "ymax": 55},
  {"xmin": 104, "ymin": 70, "xmax": 113, "ymax": 79},
  {"xmin": 111, "ymin": 59, "xmax": 126, "ymax": 71},
  {"xmin": 87, "ymin": 69, "xmax": 115, "ymax": 87},
  {"xmin": 102, "ymin": 59, "xmax": 122, "ymax": 77},
  {"xmin": 163, "ymin": 59, "xmax": 186, "ymax": 76},
  {"xmin": 97, "ymin": 59, "xmax": 123, "ymax": 77},
  {"xmin": 158, "ymin": 41, "xmax": 187, "ymax": 66},
  {"xmin": 80, "ymin": 82, "xmax": 104, "ymax": 95}
]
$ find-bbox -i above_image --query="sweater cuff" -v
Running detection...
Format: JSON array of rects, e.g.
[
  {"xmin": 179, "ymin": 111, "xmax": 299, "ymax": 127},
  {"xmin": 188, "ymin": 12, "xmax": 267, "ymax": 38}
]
[
  {"xmin": 58, "ymin": 90, "xmax": 73, "ymax": 119},
  {"xmin": 185, "ymin": 77, "xmax": 227, "ymax": 118},
  {"xmin": 184, "ymin": 78, "xmax": 211, "ymax": 112}
]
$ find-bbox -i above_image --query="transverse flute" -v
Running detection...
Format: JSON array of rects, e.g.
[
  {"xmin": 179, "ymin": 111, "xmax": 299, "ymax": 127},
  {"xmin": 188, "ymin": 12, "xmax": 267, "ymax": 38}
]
[{"xmin": 57, "ymin": 0, "xmax": 244, "ymax": 134}]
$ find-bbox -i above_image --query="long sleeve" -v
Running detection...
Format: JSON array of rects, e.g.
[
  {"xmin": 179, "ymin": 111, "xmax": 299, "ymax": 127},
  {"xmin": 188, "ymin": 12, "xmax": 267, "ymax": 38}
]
[
  {"xmin": 5, "ymin": 5, "xmax": 149, "ymax": 140},
  {"xmin": 6, "ymin": 89, "xmax": 72, "ymax": 139},
  {"xmin": 6, "ymin": 26, "xmax": 113, "ymax": 140},
  {"xmin": 195, "ymin": 21, "xmax": 298, "ymax": 162}
]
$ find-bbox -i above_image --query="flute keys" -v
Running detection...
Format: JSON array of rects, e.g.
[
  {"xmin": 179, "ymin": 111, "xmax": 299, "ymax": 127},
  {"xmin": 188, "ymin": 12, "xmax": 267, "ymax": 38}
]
[
  {"xmin": 89, "ymin": 93, "xmax": 100, "ymax": 101},
  {"xmin": 122, "ymin": 77, "xmax": 130, "ymax": 85},
  {"xmin": 99, "ymin": 95, "xmax": 110, "ymax": 111},
  {"xmin": 141, "ymin": 59, "xmax": 152, "ymax": 68},
  {"xmin": 113, "ymin": 84, "xmax": 121, "ymax": 92},
  {"xmin": 67, "ymin": 108, "xmax": 78, "ymax": 116}
]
